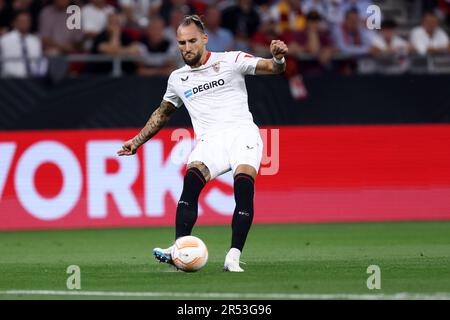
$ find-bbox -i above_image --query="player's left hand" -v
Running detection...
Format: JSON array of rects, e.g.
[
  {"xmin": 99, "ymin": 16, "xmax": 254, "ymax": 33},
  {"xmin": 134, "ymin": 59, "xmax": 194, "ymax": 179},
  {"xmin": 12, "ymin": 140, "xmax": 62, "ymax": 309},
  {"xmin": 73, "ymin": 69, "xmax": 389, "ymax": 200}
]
[
  {"xmin": 117, "ymin": 139, "xmax": 138, "ymax": 156},
  {"xmin": 270, "ymin": 40, "xmax": 288, "ymax": 60}
]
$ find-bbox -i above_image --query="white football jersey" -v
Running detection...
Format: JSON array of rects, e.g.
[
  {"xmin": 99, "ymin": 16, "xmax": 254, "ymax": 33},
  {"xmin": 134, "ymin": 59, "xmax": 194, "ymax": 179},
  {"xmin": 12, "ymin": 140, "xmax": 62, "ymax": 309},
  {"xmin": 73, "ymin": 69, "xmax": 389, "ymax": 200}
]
[{"xmin": 163, "ymin": 51, "xmax": 262, "ymax": 138}]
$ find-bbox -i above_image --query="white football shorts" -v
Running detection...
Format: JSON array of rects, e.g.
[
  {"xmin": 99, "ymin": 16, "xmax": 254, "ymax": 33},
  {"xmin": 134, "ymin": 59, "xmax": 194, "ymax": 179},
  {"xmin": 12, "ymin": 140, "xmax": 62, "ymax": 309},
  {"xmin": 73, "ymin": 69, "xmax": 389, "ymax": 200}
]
[{"xmin": 187, "ymin": 125, "xmax": 263, "ymax": 179}]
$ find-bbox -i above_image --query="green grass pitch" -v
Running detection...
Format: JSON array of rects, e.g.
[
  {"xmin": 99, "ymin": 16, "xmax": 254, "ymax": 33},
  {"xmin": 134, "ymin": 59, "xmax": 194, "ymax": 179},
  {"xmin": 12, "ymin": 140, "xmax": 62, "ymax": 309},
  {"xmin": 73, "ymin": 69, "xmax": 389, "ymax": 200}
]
[{"xmin": 0, "ymin": 221, "xmax": 449, "ymax": 299}]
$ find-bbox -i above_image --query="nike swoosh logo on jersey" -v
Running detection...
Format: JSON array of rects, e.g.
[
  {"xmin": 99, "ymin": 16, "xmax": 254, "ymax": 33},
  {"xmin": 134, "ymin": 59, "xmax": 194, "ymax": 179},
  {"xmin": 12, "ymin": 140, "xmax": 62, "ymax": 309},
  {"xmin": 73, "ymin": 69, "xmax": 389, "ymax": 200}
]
[{"xmin": 181, "ymin": 76, "xmax": 189, "ymax": 82}]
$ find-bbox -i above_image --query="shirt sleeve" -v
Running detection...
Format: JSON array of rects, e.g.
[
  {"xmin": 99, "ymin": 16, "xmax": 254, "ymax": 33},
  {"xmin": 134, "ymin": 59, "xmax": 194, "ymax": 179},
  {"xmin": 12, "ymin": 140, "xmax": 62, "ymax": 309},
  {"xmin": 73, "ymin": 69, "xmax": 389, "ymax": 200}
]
[
  {"xmin": 163, "ymin": 75, "xmax": 183, "ymax": 108},
  {"xmin": 370, "ymin": 34, "xmax": 385, "ymax": 50},
  {"xmin": 81, "ymin": 7, "xmax": 96, "ymax": 33},
  {"xmin": 410, "ymin": 28, "xmax": 427, "ymax": 55},
  {"xmin": 436, "ymin": 30, "xmax": 449, "ymax": 48},
  {"xmin": 82, "ymin": 6, "xmax": 114, "ymax": 33},
  {"xmin": 231, "ymin": 51, "xmax": 262, "ymax": 75}
]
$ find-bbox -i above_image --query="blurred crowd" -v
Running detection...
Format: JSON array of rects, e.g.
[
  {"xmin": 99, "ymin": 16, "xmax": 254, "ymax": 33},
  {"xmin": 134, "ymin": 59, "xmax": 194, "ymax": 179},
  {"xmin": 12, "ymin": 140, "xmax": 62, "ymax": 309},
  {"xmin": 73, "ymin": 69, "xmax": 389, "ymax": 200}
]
[{"xmin": 1, "ymin": 0, "xmax": 450, "ymax": 99}]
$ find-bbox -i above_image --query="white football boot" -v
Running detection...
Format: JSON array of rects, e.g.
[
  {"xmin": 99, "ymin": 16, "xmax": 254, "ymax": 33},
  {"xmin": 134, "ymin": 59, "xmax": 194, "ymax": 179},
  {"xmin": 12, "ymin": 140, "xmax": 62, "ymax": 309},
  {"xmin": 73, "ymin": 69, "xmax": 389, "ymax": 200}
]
[{"xmin": 223, "ymin": 248, "xmax": 245, "ymax": 272}]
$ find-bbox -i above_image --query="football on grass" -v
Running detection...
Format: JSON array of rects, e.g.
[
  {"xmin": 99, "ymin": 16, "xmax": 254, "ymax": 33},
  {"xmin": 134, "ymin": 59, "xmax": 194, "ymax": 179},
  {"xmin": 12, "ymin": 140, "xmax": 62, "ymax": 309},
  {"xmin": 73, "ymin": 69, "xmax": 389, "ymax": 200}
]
[{"xmin": 171, "ymin": 236, "xmax": 208, "ymax": 272}]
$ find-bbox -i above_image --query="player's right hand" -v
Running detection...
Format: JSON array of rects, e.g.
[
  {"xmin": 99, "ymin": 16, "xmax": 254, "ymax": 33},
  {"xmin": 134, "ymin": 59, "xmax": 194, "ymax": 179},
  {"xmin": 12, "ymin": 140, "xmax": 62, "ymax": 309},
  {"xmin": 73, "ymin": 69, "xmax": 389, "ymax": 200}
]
[
  {"xmin": 270, "ymin": 40, "xmax": 288, "ymax": 60},
  {"xmin": 117, "ymin": 139, "xmax": 138, "ymax": 156}
]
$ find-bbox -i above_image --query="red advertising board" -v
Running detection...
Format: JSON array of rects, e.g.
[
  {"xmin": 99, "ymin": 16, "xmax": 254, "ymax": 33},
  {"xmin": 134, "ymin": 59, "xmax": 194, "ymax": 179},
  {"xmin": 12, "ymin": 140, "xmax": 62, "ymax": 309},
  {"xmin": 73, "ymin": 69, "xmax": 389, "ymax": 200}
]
[{"xmin": 1, "ymin": 124, "xmax": 450, "ymax": 230}]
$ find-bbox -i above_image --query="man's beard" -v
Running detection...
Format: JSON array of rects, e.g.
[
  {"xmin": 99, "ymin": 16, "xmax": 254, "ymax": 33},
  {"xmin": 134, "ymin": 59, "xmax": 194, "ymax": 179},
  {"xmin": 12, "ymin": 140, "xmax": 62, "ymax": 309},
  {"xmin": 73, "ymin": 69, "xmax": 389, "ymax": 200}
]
[{"xmin": 182, "ymin": 51, "xmax": 202, "ymax": 66}]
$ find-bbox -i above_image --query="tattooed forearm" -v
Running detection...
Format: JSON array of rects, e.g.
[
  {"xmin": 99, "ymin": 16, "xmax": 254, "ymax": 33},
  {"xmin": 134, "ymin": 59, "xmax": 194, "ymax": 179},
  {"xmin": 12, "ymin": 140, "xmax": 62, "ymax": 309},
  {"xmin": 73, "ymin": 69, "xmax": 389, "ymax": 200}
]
[{"xmin": 132, "ymin": 101, "xmax": 176, "ymax": 148}]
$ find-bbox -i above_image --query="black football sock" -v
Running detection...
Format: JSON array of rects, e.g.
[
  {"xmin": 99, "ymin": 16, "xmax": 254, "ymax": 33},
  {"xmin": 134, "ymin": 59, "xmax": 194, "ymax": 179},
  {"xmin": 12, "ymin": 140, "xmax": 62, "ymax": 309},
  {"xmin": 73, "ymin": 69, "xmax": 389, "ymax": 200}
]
[
  {"xmin": 175, "ymin": 167, "xmax": 206, "ymax": 239},
  {"xmin": 231, "ymin": 173, "xmax": 255, "ymax": 252}
]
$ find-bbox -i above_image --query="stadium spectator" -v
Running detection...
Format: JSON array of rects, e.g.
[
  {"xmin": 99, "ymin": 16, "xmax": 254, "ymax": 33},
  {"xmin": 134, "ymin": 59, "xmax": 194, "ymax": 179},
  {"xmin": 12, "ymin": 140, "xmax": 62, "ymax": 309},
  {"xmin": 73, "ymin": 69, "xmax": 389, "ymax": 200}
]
[
  {"xmin": 2, "ymin": 0, "xmax": 32, "ymax": 32},
  {"xmin": 158, "ymin": 0, "xmax": 196, "ymax": 25},
  {"xmin": 332, "ymin": 8, "xmax": 372, "ymax": 74},
  {"xmin": 12, "ymin": 0, "xmax": 43, "ymax": 33},
  {"xmin": 282, "ymin": 11, "xmax": 335, "ymax": 73},
  {"xmin": 251, "ymin": 18, "xmax": 278, "ymax": 57},
  {"xmin": 252, "ymin": 0, "xmax": 274, "ymax": 25},
  {"xmin": 322, "ymin": 0, "xmax": 345, "ymax": 26},
  {"xmin": 39, "ymin": 0, "xmax": 84, "ymax": 55},
  {"xmin": 190, "ymin": 0, "xmax": 215, "ymax": 15},
  {"xmin": 301, "ymin": 0, "xmax": 327, "ymax": 17},
  {"xmin": 423, "ymin": 0, "xmax": 450, "ymax": 27},
  {"xmin": 252, "ymin": 18, "xmax": 308, "ymax": 100},
  {"xmin": 333, "ymin": 8, "xmax": 372, "ymax": 55},
  {"xmin": 164, "ymin": 7, "xmax": 185, "ymax": 43},
  {"xmin": 163, "ymin": 7, "xmax": 185, "ymax": 67},
  {"xmin": 369, "ymin": 19, "xmax": 410, "ymax": 74},
  {"xmin": 320, "ymin": 0, "xmax": 373, "ymax": 27},
  {"xmin": 370, "ymin": 19, "xmax": 410, "ymax": 56},
  {"xmin": 221, "ymin": 0, "xmax": 261, "ymax": 51},
  {"xmin": 82, "ymin": 0, "xmax": 116, "ymax": 40},
  {"xmin": 437, "ymin": 0, "xmax": 450, "ymax": 27},
  {"xmin": 339, "ymin": 0, "xmax": 374, "ymax": 19},
  {"xmin": 119, "ymin": 0, "xmax": 162, "ymax": 28},
  {"xmin": 137, "ymin": 17, "xmax": 177, "ymax": 76},
  {"xmin": 269, "ymin": 0, "xmax": 307, "ymax": 34},
  {"xmin": 89, "ymin": 13, "xmax": 141, "ymax": 74},
  {"xmin": 410, "ymin": 11, "xmax": 450, "ymax": 55},
  {"xmin": 0, "ymin": 11, "xmax": 45, "ymax": 77},
  {"xmin": 204, "ymin": 6, "xmax": 234, "ymax": 52}
]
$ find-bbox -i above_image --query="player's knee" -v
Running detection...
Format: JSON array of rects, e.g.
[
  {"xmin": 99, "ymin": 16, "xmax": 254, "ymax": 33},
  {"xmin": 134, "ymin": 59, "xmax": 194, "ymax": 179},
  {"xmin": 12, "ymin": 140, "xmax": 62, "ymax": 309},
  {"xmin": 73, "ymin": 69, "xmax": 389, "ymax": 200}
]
[
  {"xmin": 187, "ymin": 161, "xmax": 211, "ymax": 182},
  {"xmin": 184, "ymin": 167, "xmax": 206, "ymax": 187},
  {"xmin": 234, "ymin": 165, "xmax": 257, "ymax": 180}
]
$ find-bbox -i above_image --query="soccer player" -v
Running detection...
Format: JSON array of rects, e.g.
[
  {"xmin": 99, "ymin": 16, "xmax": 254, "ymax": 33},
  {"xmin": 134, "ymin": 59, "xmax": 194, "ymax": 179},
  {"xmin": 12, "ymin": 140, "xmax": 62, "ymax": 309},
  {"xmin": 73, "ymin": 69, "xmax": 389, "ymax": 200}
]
[{"xmin": 117, "ymin": 15, "xmax": 288, "ymax": 272}]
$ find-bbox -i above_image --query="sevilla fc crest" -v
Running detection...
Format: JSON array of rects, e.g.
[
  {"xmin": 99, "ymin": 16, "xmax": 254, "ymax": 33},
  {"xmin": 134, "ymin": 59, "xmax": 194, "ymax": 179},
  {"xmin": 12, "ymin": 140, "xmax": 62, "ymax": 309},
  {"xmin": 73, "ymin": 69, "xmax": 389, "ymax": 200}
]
[{"xmin": 212, "ymin": 62, "xmax": 220, "ymax": 73}]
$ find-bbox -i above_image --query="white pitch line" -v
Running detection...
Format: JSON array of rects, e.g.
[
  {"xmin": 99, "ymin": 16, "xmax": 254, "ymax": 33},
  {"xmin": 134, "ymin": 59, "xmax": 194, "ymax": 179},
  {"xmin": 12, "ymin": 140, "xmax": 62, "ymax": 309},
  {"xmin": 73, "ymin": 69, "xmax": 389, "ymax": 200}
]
[{"xmin": 0, "ymin": 290, "xmax": 449, "ymax": 300}]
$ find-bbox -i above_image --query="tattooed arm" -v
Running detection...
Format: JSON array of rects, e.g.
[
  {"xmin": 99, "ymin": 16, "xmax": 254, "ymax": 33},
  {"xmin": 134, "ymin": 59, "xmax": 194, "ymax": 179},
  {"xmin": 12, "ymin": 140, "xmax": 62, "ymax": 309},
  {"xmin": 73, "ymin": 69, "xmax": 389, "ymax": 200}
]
[
  {"xmin": 255, "ymin": 40, "xmax": 288, "ymax": 75},
  {"xmin": 117, "ymin": 100, "xmax": 177, "ymax": 156}
]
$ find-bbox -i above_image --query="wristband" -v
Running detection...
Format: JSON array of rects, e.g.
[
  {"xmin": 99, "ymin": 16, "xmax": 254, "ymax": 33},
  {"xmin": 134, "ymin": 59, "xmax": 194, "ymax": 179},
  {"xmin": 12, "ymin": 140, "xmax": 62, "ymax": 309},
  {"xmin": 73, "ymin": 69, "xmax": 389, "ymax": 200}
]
[{"xmin": 273, "ymin": 56, "xmax": 285, "ymax": 64}]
